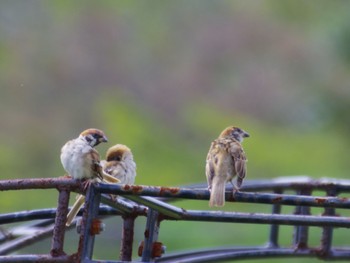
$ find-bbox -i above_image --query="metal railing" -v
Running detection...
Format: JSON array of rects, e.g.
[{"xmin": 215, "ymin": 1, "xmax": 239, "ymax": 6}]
[{"xmin": 0, "ymin": 176, "xmax": 350, "ymax": 262}]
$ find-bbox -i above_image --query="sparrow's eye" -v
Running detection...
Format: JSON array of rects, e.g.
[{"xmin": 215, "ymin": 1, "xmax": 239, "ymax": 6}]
[{"xmin": 85, "ymin": 135, "xmax": 93, "ymax": 143}]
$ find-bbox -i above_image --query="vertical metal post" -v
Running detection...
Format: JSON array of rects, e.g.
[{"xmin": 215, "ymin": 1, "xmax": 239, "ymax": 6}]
[
  {"xmin": 293, "ymin": 188, "xmax": 311, "ymax": 249},
  {"xmin": 141, "ymin": 209, "xmax": 160, "ymax": 262},
  {"xmin": 320, "ymin": 187, "xmax": 337, "ymax": 258},
  {"xmin": 50, "ymin": 189, "xmax": 70, "ymax": 257},
  {"xmin": 268, "ymin": 189, "xmax": 282, "ymax": 248},
  {"xmin": 77, "ymin": 184, "xmax": 101, "ymax": 262},
  {"xmin": 120, "ymin": 216, "xmax": 136, "ymax": 261}
]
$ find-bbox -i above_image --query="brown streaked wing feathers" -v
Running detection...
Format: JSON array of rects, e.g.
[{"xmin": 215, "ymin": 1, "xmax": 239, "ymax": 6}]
[
  {"xmin": 230, "ymin": 144, "xmax": 247, "ymax": 188},
  {"xmin": 206, "ymin": 142, "xmax": 219, "ymax": 187},
  {"xmin": 88, "ymin": 149, "xmax": 103, "ymax": 180}
]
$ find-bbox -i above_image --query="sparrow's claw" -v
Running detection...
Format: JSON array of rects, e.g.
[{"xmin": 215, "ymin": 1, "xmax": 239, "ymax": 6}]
[
  {"xmin": 109, "ymin": 194, "xmax": 117, "ymax": 202},
  {"xmin": 232, "ymin": 185, "xmax": 240, "ymax": 194},
  {"xmin": 82, "ymin": 180, "xmax": 92, "ymax": 192}
]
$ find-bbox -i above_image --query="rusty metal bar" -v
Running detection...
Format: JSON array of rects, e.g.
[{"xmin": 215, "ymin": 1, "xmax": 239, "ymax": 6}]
[
  {"xmin": 320, "ymin": 187, "xmax": 337, "ymax": 258},
  {"xmin": 188, "ymin": 177, "xmax": 350, "ymax": 192},
  {"xmin": 0, "ymin": 254, "xmax": 72, "ymax": 262},
  {"xmin": 142, "ymin": 209, "xmax": 161, "ymax": 262},
  {"xmin": 96, "ymin": 184, "xmax": 350, "ymax": 209},
  {"xmin": 293, "ymin": 189, "xmax": 312, "ymax": 249},
  {"xmin": 0, "ymin": 224, "xmax": 55, "ymax": 255},
  {"xmin": 0, "ymin": 178, "xmax": 81, "ymax": 191},
  {"xmin": 125, "ymin": 196, "xmax": 182, "ymax": 219},
  {"xmin": 120, "ymin": 216, "xmax": 136, "ymax": 261},
  {"xmin": 77, "ymin": 184, "xmax": 101, "ymax": 262},
  {"xmin": 0, "ymin": 209, "xmax": 57, "ymax": 224},
  {"xmin": 155, "ymin": 247, "xmax": 350, "ymax": 263},
  {"xmin": 177, "ymin": 210, "xmax": 350, "ymax": 227},
  {"xmin": 0, "ymin": 207, "xmax": 125, "ymax": 225},
  {"xmin": 100, "ymin": 195, "xmax": 147, "ymax": 216},
  {"xmin": 50, "ymin": 189, "xmax": 70, "ymax": 257},
  {"xmin": 268, "ymin": 189, "xmax": 282, "ymax": 248},
  {"xmin": 1, "ymin": 177, "xmax": 350, "ymax": 192}
]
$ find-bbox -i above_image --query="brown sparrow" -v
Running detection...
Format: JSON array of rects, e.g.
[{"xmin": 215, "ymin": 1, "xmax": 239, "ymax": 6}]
[
  {"xmin": 61, "ymin": 129, "xmax": 120, "ymax": 227},
  {"xmin": 102, "ymin": 144, "xmax": 136, "ymax": 185},
  {"xmin": 65, "ymin": 144, "xmax": 135, "ymax": 226},
  {"xmin": 60, "ymin": 128, "xmax": 108, "ymax": 182},
  {"xmin": 206, "ymin": 126, "xmax": 249, "ymax": 207},
  {"xmin": 60, "ymin": 128, "xmax": 118, "ymax": 184}
]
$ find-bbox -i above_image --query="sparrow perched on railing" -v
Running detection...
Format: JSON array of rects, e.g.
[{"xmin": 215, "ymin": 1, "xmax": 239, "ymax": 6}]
[
  {"xmin": 60, "ymin": 128, "xmax": 118, "ymax": 184},
  {"xmin": 206, "ymin": 126, "xmax": 249, "ymax": 207},
  {"xmin": 101, "ymin": 144, "xmax": 136, "ymax": 185},
  {"xmin": 65, "ymin": 143, "xmax": 136, "ymax": 226}
]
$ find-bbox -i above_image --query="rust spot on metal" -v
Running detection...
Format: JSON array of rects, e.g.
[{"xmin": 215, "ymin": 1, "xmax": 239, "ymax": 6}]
[
  {"xmin": 123, "ymin": 184, "xmax": 131, "ymax": 191},
  {"xmin": 152, "ymin": 241, "xmax": 164, "ymax": 258},
  {"xmin": 295, "ymin": 242, "xmax": 308, "ymax": 250},
  {"xmin": 90, "ymin": 218, "xmax": 104, "ymax": 235},
  {"xmin": 144, "ymin": 229, "xmax": 149, "ymax": 238},
  {"xmin": 159, "ymin": 187, "xmax": 180, "ymax": 196},
  {"xmin": 272, "ymin": 196, "xmax": 283, "ymax": 203},
  {"xmin": 132, "ymin": 185, "xmax": 143, "ymax": 194},
  {"xmin": 138, "ymin": 241, "xmax": 144, "ymax": 257},
  {"xmin": 315, "ymin": 198, "xmax": 326, "ymax": 204}
]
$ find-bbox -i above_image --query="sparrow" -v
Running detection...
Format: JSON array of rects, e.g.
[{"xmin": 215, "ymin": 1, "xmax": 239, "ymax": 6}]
[
  {"xmin": 60, "ymin": 128, "xmax": 118, "ymax": 184},
  {"xmin": 65, "ymin": 144, "xmax": 135, "ymax": 226},
  {"xmin": 102, "ymin": 144, "xmax": 136, "ymax": 185},
  {"xmin": 206, "ymin": 126, "xmax": 249, "ymax": 207}
]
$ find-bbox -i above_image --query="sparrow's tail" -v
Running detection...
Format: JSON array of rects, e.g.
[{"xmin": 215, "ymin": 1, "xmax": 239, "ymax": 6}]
[
  {"xmin": 66, "ymin": 194, "xmax": 86, "ymax": 227},
  {"xmin": 209, "ymin": 179, "xmax": 226, "ymax": 207}
]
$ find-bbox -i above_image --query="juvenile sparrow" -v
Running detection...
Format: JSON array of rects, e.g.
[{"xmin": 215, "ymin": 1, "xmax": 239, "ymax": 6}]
[
  {"xmin": 206, "ymin": 126, "xmax": 249, "ymax": 207},
  {"xmin": 66, "ymin": 144, "xmax": 135, "ymax": 226},
  {"xmin": 102, "ymin": 144, "xmax": 136, "ymax": 185}
]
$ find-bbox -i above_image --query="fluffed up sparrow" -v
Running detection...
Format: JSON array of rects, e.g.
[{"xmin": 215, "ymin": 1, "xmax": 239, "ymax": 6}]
[
  {"xmin": 60, "ymin": 128, "xmax": 119, "ymax": 184},
  {"xmin": 102, "ymin": 144, "xmax": 136, "ymax": 185},
  {"xmin": 61, "ymin": 128, "xmax": 120, "ymax": 226},
  {"xmin": 206, "ymin": 126, "xmax": 249, "ymax": 207},
  {"xmin": 65, "ymin": 143, "xmax": 136, "ymax": 226}
]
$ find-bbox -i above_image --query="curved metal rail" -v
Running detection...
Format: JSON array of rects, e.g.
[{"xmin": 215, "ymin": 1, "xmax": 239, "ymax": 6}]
[{"xmin": 0, "ymin": 177, "xmax": 349, "ymax": 262}]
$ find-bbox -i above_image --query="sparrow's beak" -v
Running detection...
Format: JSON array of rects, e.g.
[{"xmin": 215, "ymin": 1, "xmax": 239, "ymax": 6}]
[
  {"xmin": 243, "ymin": 132, "xmax": 250, "ymax": 138},
  {"xmin": 100, "ymin": 136, "xmax": 108, "ymax": 143}
]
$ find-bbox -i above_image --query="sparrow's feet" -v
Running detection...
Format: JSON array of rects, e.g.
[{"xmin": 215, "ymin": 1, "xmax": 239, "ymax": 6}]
[
  {"xmin": 82, "ymin": 179, "xmax": 93, "ymax": 192},
  {"xmin": 109, "ymin": 194, "xmax": 117, "ymax": 202},
  {"xmin": 232, "ymin": 185, "xmax": 240, "ymax": 194}
]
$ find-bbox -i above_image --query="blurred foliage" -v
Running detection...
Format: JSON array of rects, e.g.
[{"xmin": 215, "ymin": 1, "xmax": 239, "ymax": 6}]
[{"xmin": 0, "ymin": 0, "xmax": 350, "ymax": 262}]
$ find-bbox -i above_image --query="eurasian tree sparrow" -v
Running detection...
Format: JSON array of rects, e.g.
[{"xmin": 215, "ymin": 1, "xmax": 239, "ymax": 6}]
[
  {"xmin": 60, "ymin": 128, "xmax": 118, "ymax": 184},
  {"xmin": 60, "ymin": 128, "xmax": 108, "ymax": 182},
  {"xmin": 206, "ymin": 126, "xmax": 249, "ymax": 207},
  {"xmin": 102, "ymin": 144, "xmax": 136, "ymax": 185},
  {"xmin": 65, "ymin": 143, "xmax": 135, "ymax": 226}
]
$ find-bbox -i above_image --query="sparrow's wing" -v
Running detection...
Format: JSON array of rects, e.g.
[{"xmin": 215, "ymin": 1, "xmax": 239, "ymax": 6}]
[
  {"xmin": 206, "ymin": 142, "xmax": 221, "ymax": 189},
  {"xmin": 229, "ymin": 142, "xmax": 247, "ymax": 188},
  {"xmin": 104, "ymin": 162, "xmax": 126, "ymax": 183},
  {"xmin": 84, "ymin": 148, "xmax": 104, "ymax": 180}
]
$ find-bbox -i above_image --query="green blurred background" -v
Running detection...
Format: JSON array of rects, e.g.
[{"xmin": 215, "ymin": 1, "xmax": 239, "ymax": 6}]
[{"xmin": 1, "ymin": 1, "xmax": 350, "ymax": 262}]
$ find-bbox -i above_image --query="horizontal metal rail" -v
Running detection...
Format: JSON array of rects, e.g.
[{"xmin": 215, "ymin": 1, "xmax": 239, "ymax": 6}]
[
  {"xmin": 0, "ymin": 178, "xmax": 81, "ymax": 191},
  {"xmin": 156, "ymin": 247, "xmax": 350, "ymax": 263},
  {"xmin": 1, "ymin": 177, "xmax": 350, "ymax": 262},
  {"xmin": 96, "ymin": 183, "xmax": 350, "ymax": 209}
]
